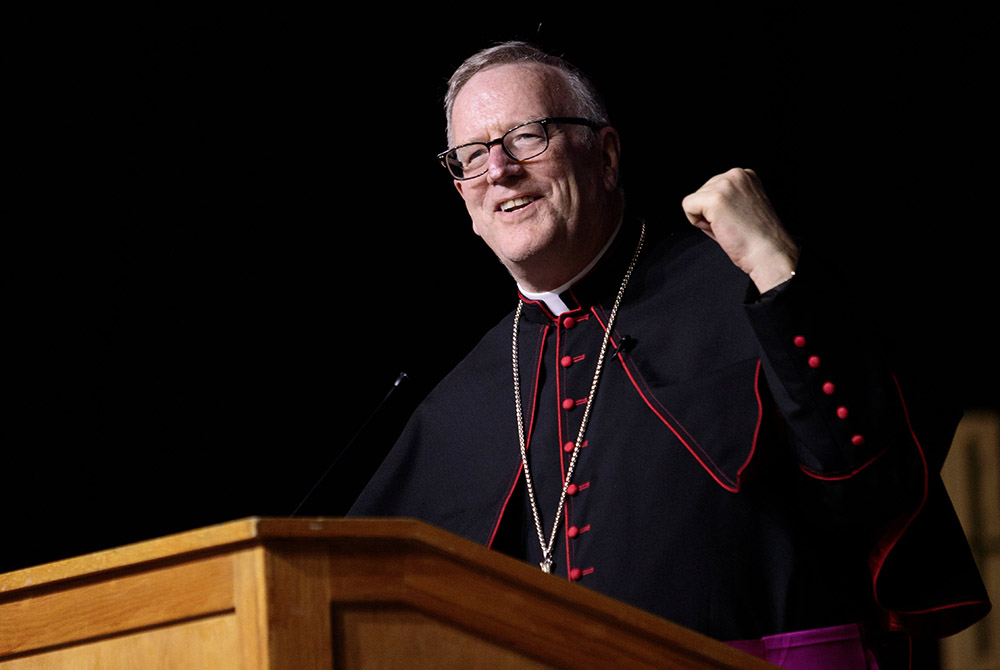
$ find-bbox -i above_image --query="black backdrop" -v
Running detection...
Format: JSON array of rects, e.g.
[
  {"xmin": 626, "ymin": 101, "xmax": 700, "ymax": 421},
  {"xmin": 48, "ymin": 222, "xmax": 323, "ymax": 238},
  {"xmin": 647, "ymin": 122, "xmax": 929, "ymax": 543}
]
[{"xmin": 4, "ymin": 6, "xmax": 996, "ymax": 573}]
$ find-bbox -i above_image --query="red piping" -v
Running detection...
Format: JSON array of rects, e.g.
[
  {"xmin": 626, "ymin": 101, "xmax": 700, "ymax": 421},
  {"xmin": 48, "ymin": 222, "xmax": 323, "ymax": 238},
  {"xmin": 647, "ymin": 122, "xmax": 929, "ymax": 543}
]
[
  {"xmin": 798, "ymin": 445, "xmax": 891, "ymax": 480},
  {"xmin": 868, "ymin": 372, "xmax": 929, "ymax": 608},
  {"xmin": 592, "ymin": 305, "xmax": 763, "ymax": 492},
  {"xmin": 487, "ymin": 321, "xmax": 550, "ymax": 548}
]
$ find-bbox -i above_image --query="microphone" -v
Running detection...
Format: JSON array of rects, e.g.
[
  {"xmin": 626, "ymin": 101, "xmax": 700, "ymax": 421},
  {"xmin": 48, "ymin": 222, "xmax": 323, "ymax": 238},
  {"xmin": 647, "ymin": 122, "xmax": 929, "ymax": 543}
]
[
  {"xmin": 289, "ymin": 371, "xmax": 408, "ymax": 516},
  {"xmin": 614, "ymin": 335, "xmax": 636, "ymax": 358}
]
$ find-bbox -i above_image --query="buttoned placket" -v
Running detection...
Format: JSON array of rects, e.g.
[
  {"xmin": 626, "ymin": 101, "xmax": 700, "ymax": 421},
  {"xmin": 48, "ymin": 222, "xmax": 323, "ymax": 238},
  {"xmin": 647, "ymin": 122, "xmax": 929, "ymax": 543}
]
[{"xmin": 556, "ymin": 311, "xmax": 595, "ymax": 582}]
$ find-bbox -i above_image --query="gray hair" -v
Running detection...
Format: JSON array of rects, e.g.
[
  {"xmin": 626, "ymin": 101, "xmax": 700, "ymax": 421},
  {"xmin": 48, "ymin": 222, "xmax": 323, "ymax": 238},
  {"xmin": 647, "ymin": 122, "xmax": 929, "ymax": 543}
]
[{"xmin": 444, "ymin": 41, "xmax": 610, "ymax": 145}]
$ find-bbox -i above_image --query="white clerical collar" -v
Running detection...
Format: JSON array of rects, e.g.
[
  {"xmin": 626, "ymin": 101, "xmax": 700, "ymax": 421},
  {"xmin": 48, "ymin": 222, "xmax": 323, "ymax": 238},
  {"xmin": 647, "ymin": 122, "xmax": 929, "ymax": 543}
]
[{"xmin": 518, "ymin": 219, "xmax": 622, "ymax": 316}]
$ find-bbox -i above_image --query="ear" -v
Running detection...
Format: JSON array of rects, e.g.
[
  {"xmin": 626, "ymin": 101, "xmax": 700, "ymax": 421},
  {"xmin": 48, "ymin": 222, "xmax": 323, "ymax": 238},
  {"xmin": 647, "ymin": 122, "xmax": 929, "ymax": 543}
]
[{"xmin": 598, "ymin": 126, "xmax": 621, "ymax": 192}]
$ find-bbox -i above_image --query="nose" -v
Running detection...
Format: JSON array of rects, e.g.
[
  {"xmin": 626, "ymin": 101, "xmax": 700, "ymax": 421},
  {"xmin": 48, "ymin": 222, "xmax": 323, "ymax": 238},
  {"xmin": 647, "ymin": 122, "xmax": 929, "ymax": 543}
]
[{"xmin": 485, "ymin": 143, "xmax": 522, "ymax": 184}]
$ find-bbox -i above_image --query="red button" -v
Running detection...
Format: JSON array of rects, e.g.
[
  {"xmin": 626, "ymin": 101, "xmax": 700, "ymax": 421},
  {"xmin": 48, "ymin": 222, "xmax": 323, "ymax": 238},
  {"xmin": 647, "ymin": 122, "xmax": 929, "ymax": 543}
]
[
  {"xmin": 564, "ymin": 441, "xmax": 576, "ymax": 453},
  {"xmin": 562, "ymin": 317, "xmax": 577, "ymax": 329},
  {"xmin": 808, "ymin": 356, "xmax": 821, "ymax": 368},
  {"xmin": 566, "ymin": 483, "xmax": 579, "ymax": 496},
  {"xmin": 562, "ymin": 398, "xmax": 576, "ymax": 410},
  {"xmin": 823, "ymin": 382, "xmax": 836, "ymax": 395},
  {"xmin": 569, "ymin": 568, "xmax": 582, "ymax": 581},
  {"xmin": 567, "ymin": 526, "xmax": 579, "ymax": 538},
  {"xmin": 561, "ymin": 355, "xmax": 574, "ymax": 368},
  {"xmin": 794, "ymin": 336, "xmax": 807, "ymax": 348},
  {"xmin": 837, "ymin": 406, "xmax": 849, "ymax": 419},
  {"xmin": 851, "ymin": 434, "xmax": 865, "ymax": 446}
]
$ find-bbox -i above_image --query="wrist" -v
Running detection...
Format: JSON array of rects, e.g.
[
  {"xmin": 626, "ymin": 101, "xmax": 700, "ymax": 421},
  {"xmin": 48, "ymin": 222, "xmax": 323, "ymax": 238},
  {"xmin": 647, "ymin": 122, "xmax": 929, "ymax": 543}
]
[{"xmin": 747, "ymin": 241, "xmax": 799, "ymax": 293}]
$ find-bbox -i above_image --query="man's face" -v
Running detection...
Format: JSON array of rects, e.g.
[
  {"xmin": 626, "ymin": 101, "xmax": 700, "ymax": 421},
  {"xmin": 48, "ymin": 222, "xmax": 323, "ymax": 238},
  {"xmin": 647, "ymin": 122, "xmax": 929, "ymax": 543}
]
[{"xmin": 450, "ymin": 64, "xmax": 619, "ymax": 291}]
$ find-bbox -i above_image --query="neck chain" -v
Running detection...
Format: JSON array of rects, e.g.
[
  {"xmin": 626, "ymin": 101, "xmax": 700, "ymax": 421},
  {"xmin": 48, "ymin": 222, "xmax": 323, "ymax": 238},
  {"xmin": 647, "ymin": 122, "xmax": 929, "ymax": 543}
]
[{"xmin": 512, "ymin": 221, "xmax": 645, "ymax": 574}]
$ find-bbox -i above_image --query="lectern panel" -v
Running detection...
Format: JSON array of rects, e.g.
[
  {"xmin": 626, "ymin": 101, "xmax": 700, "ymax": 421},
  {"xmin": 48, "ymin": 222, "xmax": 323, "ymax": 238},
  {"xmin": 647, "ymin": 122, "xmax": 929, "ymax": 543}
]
[
  {"xmin": 332, "ymin": 605, "xmax": 555, "ymax": 669},
  {"xmin": 1, "ymin": 614, "xmax": 240, "ymax": 670}
]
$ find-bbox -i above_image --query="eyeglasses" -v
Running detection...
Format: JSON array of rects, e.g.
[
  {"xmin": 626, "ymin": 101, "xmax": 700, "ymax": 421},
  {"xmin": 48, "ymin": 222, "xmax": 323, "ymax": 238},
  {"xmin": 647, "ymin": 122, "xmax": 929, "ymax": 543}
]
[{"xmin": 437, "ymin": 117, "xmax": 600, "ymax": 180}]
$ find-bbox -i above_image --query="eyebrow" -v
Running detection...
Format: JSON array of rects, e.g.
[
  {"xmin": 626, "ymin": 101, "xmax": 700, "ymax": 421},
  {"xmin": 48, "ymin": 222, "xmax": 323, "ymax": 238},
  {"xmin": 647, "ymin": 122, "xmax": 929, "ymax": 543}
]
[{"xmin": 457, "ymin": 117, "xmax": 548, "ymax": 144}]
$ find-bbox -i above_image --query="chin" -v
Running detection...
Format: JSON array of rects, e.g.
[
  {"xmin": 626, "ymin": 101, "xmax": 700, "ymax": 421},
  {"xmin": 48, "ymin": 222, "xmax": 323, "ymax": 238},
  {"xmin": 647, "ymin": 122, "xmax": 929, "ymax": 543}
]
[{"xmin": 498, "ymin": 233, "xmax": 556, "ymax": 267}]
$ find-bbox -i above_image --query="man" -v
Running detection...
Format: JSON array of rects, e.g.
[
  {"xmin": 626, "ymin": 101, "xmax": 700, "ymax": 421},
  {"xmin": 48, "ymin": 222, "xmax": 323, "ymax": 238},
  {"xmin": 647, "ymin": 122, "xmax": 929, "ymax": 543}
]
[{"xmin": 350, "ymin": 41, "xmax": 989, "ymax": 668}]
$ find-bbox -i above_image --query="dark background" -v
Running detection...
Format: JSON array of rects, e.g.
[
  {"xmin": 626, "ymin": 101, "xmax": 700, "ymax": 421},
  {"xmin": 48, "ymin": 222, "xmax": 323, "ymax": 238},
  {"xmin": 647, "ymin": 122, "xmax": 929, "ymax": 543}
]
[{"xmin": 4, "ymin": 6, "xmax": 996, "ymax": 574}]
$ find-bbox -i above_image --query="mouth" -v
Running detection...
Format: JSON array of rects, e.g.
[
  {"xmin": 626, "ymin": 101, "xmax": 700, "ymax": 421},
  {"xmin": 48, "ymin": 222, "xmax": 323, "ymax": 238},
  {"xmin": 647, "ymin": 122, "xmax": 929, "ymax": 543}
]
[{"xmin": 498, "ymin": 196, "xmax": 539, "ymax": 213}]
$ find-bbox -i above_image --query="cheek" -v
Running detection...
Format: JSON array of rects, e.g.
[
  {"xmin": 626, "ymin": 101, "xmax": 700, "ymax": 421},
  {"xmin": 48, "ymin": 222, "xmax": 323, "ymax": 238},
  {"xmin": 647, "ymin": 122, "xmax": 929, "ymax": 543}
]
[
  {"xmin": 546, "ymin": 158, "xmax": 593, "ymax": 207},
  {"xmin": 549, "ymin": 174, "xmax": 586, "ymax": 218},
  {"xmin": 456, "ymin": 182, "xmax": 488, "ymax": 236}
]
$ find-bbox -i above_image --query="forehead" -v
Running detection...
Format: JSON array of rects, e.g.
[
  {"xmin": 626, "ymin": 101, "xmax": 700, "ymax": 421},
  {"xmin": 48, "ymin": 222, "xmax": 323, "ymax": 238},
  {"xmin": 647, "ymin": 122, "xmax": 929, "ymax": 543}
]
[{"xmin": 451, "ymin": 64, "xmax": 571, "ymax": 142}]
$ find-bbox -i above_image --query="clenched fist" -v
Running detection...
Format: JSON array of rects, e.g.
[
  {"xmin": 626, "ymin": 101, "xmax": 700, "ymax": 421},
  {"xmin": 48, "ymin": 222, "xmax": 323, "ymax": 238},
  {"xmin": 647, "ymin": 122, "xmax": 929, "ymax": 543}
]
[{"xmin": 682, "ymin": 168, "xmax": 799, "ymax": 293}]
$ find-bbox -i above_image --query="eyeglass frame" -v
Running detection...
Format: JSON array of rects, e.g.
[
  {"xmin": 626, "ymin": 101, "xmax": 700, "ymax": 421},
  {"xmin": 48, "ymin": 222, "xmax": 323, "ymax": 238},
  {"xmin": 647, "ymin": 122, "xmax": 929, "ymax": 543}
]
[{"xmin": 437, "ymin": 117, "xmax": 602, "ymax": 181}]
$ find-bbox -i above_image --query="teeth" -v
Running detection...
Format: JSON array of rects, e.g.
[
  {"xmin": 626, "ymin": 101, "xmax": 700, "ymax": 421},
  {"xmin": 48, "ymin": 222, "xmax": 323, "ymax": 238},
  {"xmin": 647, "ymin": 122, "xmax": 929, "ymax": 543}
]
[{"xmin": 500, "ymin": 196, "xmax": 537, "ymax": 212}]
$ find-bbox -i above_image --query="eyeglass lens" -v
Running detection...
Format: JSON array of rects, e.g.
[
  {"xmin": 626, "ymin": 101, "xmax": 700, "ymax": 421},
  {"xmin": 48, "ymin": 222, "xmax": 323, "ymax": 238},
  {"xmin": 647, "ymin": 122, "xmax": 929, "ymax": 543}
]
[{"xmin": 445, "ymin": 121, "xmax": 549, "ymax": 180}]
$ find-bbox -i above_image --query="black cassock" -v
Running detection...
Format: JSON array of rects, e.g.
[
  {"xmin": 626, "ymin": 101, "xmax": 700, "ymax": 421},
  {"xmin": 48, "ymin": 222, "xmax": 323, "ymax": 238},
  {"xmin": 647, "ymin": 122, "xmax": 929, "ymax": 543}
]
[{"xmin": 350, "ymin": 219, "xmax": 989, "ymax": 643}]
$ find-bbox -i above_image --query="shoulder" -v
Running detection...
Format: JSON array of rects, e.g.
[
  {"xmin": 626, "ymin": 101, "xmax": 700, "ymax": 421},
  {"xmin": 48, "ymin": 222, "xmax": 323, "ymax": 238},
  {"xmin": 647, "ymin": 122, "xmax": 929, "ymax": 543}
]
[
  {"xmin": 630, "ymin": 223, "xmax": 752, "ymax": 314},
  {"xmin": 647, "ymin": 224, "xmax": 745, "ymax": 280},
  {"xmin": 416, "ymin": 309, "xmax": 517, "ymax": 415}
]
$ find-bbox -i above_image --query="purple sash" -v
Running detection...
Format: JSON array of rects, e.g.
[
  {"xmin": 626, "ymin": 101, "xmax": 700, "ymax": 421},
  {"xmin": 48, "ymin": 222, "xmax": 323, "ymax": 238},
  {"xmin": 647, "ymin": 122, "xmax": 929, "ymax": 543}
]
[{"xmin": 726, "ymin": 623, "xmax": 880, "ymax": 669}]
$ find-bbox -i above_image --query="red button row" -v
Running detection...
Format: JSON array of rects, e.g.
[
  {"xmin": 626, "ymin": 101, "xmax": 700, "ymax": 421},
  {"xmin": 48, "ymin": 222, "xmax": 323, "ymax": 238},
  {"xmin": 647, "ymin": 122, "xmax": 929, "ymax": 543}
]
[
  {"xmin": 794, "ymin": 335, "xmax": 865, "ymax": 447},
  {"xmin": 567, "ymin": 517, "xmax": 591, "ymax": 581}
]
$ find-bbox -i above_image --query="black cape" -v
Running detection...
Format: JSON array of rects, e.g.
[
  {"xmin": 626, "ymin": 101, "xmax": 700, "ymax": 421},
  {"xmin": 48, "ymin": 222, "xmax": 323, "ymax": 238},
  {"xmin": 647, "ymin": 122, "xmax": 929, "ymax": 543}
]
[{"xmin": 351, "ymin": 220, "xmax": 990, "ymax": 642}]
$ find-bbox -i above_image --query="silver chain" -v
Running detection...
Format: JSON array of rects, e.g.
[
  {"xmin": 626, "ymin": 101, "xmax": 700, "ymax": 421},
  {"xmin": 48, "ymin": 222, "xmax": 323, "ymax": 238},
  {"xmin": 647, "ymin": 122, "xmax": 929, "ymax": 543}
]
[{"xmin": 512, "ymin": 222, "xmax": 646, "ymax": 573}]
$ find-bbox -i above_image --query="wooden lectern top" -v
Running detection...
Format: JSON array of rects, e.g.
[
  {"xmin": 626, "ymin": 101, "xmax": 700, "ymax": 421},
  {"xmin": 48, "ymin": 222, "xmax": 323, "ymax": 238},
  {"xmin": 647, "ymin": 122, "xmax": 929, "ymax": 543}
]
[{"xmin": 0, "ymin": 517, "xmax": 778, "ymax": 669}]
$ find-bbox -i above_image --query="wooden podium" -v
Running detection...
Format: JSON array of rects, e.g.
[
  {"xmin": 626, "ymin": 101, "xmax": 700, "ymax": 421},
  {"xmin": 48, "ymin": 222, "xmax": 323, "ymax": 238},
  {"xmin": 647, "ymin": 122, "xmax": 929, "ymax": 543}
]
[{"xmin": 0, "ymin": 518, "xmax": 777, "ymax": 669}]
